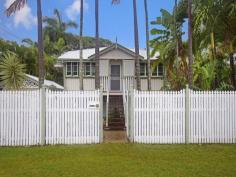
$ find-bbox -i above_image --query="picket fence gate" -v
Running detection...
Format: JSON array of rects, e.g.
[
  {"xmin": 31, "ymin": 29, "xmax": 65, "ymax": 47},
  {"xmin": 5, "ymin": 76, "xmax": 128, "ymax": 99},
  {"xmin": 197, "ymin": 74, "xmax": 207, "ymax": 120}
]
[
  {"xmin": 128, "ymin": 88, "xmax": 236, "ymax": 144},
  {"xmin": 0, "ymin": 89, "xmax": 103, "ymax": 146},
  {"xmin": 46, "ymin": 90, "xmax": 101, "ymax": 145}
]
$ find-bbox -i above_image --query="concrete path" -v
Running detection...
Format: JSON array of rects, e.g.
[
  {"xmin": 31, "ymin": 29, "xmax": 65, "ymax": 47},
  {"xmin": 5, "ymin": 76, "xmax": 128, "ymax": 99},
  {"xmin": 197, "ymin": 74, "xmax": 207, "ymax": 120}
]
[{"xmin": 103, "ymin": 130, "xmax": 128, "ymax": 143}]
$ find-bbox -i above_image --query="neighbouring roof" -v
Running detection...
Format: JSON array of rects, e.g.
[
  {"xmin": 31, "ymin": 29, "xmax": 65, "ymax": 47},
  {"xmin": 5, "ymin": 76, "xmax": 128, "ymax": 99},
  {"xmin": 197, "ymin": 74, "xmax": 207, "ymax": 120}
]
[
  {"xmin": 24, "ymin": 74, "xmax": 64, "ymax": 90},
  {"xmin": 58, "ymin": 44, "xmax": 159, "ymax": 61}
]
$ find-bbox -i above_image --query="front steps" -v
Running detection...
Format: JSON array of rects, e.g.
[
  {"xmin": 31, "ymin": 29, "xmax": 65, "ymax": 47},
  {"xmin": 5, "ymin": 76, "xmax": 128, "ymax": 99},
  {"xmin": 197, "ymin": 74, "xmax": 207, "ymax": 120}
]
[{"xmin": 106, "ymin": 95, "xmax": 125, "ymax": 130}]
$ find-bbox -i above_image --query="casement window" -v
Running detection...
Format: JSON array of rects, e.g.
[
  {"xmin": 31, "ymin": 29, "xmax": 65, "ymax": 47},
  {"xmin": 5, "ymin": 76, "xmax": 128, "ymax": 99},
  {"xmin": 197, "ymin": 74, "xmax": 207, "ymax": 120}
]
[
  {"xmin": 140, "ymin": 63, "xmax": 164, "ymax": 77},
  {"xmin": 84, "ymin": 63, "xmax": 95, "ymax": 76},
  {"xmin": 152, "ymin": 66, "xmax": 157, "ymax": 76},
  {"xmin": 66, "ymin": 62, "xmax": 79, "ymax": 77},
  {"xmin": 158, "ymin": 63, "xmax": 164, "ymax": 76},
  {"xmin": 140, "ymin": 63, "xmax": 147, "ymax": 76},
  {"xmin": 151, "ymin": 63, "xmax": 164, "ymax": 77},
  {"xmin": 66, "ymin": 62, "xmax": 72, "ymax": 76},
  {"xmin": 91, "ymin": 63, "xmax": 95, "ymax": 76},
  {"xmin": 72, "ymin": 62, "xmax": 78, "ymax": 76}
]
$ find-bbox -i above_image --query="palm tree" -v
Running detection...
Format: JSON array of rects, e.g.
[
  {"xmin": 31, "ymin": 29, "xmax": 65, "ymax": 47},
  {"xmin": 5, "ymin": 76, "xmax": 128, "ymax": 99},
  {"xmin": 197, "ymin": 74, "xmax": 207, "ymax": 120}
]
[
  {"xmin": 95, "ymin": 0, "xmax": 100, "ymax": 89},
  {"xmin": 0, "ymin": 52, "xmax": 26, "ymax": 90},
  {"xmin": 112, "ymin": 0, "xmax": 141, "ymax": 90},
  {"xmin": 194, "ymin": 0, "xmax": 220, "ymax": 89},
  {"xmin": 174, "ymin": 0, "xmax": 179, "ymax": 74},
  {"xmin": 150, "ymin": 9, "xmax": 188, "ymax": 89},
  {"xmin": 6, "ymin": 0, "xmax": 45, "ymax": 88},
  {"xmin": 144, "ymin": 0, "xmax": 151, "ymax": 90},
  {"xmin": 133, "ymin": 0, "xmax": 141, "ymax": 90},
  {"xmin": 79, "ymin": 0, "xmax": 84, "ymax": 90},
  {"xmin": 188, "ymin": 0, "xmax": 193, "ymax": 88},
  {"xmin": 43, "ymin": 9, "xmax": 78, "ymax": 43}
]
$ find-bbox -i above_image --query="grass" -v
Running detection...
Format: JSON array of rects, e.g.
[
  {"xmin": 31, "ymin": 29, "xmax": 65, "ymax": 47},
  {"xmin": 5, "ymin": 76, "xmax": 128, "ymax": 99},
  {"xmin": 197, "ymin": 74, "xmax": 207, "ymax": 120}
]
[{"xmin": 0, "ymin": 144, "xmax": 235, "ymax": 177}]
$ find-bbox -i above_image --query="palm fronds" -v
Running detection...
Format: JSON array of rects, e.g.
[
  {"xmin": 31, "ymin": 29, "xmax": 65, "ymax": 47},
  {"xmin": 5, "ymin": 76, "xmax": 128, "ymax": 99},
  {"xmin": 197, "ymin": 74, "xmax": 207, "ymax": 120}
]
[
  {"xmin": 6, "ymin": 0, "xmax": 27, "ymax": 16},
  {"xmin": 0, "ymin": 51, "xmax": 26, "ymax": 90}
]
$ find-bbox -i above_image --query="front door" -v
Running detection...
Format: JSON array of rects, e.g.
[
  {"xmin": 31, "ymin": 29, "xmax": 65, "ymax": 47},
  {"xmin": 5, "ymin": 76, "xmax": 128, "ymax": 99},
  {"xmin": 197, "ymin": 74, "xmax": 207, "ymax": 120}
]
[{"xmin": 110, "ymin": 65, "xmax": 121, "ymax": 91}]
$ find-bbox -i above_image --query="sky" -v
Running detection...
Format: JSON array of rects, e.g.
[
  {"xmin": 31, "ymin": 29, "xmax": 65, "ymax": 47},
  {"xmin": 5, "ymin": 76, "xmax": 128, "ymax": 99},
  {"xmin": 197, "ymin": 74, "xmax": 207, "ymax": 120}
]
[{"xmin": 0, "ymin": 0, "xmax": 184, "ymax": 49}]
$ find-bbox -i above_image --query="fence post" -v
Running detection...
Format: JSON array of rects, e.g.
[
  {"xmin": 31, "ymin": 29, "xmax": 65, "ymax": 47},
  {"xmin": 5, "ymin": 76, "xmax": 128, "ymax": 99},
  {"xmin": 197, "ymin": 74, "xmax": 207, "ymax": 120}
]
[
  {"xmin": 99, "ymin": 89, "xmax": 103, "ymax": 143},
  {"xmin": 40, "ymin": 87, "xmax": 46, "ymax": 145},
  {"xmin": 185, "ymin": 85, "xmax": 190, "ymax": 144},
  {"xmin": 129, "ymin": 89, "xmax": 135, "ymax": 142}
]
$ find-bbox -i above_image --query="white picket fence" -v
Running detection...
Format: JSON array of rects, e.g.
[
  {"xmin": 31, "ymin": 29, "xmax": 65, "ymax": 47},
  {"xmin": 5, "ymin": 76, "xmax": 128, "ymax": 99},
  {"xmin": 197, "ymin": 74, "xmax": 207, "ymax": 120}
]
[
  {"xmin": 46, "ymin": 90, "xmax": 101, "ymax": 144},
  {"xmin": 190, "ymin": 91, "xmax": 236, "ymax": 143},
  {"xmin": 131, "ymin": 90, "xmax": 185, "ymax": 144},
  {"xmin": 0, "ymin": 90, "xmax": 41, "ymax": 146},
  {"xmin": 129, "ymin": 89, "xmax": 236, "ymax": 144},
  {"xmin": 0, "ymin": 90, "xmax": 102, "ymax": 146}
]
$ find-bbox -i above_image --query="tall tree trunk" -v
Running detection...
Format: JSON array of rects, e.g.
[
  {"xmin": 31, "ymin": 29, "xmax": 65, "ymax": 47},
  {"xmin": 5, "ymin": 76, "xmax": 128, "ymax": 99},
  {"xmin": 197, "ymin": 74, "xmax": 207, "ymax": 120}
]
[
  {"xmin": 95, "ymin": 0, "xmax": 100, "ymax": 89},
  {"xmin": 174, "ymin": 0, "xmax": 179, "ymax": 77},
  {"xmin": 133, "ymin": 0, "xmax": 141, "ymax": 90},
  {"xmin": 79, "ymin": 0, "xmax": 84, "ymax": 90},
  {"xmin": 210, "ymin": 32, "xmax": 218, "ymax": 89},
  {"xmin": 188, "ymin": 0, "xmax": 193, "ymax": 88},
  {"xmin": 37, "ymin": 0, "xmax": 45, "ymax": 88},
  {"xmin": 144, "ymin": 0, "xmax": 151, "ymax": 90},
  {"xmin": 229, "ymin": 53, "xmax": 236, "ymax": 90}
]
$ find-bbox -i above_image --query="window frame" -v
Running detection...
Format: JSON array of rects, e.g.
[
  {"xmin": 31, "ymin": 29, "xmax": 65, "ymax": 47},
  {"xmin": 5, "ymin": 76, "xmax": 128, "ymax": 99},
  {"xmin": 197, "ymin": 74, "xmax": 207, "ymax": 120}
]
[
  {"xmin": 72, "ymin": 62, "xmax": 79, "ymax": 76},
  {"xmin": 157, "ymin": 63, "xmax": 164, "ymax": 77},
  {"xmin": 84, "ymin": 62, "xmax": 95, "ymax": 77},
  {"xmin": 140, "ymin": 63, "xmax": 147, "ymax": 77},
  {"xmin": 66, "ymin": 62, "xmax": 72, "ymax": 77}
]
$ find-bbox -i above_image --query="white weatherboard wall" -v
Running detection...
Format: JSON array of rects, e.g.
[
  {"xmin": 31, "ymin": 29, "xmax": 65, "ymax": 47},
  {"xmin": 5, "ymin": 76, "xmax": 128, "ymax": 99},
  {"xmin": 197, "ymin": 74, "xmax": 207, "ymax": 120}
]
[
  {"xmin": 46, "ymin": 90, "xmax": 100, "ymax": 144},
  {"xmin": 130, "ymin": 90, "xmax": 236, "ymax": 144},
  {"xmin": 0, "ymin": 90, "xmax": 41, "ymax": 146}
]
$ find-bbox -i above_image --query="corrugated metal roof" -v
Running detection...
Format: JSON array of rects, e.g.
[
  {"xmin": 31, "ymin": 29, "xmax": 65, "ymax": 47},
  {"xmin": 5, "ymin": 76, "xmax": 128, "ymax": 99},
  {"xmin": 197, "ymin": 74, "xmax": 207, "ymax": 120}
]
[
  {"xmin": 26, "ymin": 74, "xmax": 64, "ymax": 90},
  {"xmin": 58, "ymin": 45, "xmax": 160, "ymax": 61},
  {"xmin": 58, "ymin": 47, "xmax": 107, "ymax": 60}
]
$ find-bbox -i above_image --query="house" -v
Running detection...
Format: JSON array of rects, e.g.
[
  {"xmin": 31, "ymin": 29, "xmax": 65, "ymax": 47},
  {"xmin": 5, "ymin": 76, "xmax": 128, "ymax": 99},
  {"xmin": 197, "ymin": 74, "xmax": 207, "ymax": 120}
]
[
  {"xmin": 57, "ymin": 43, "xmax": 163, "ymax": 130},
  {"xmin": 0, "ymin": 74, "xmax": 64, "ymax": 90},
  {"xmin": 23, "ymin": 74, "xmax": 64, "ymax": 90},
  {"xmin": 57, "ymin": 43, "xmax": 164, "ymax": 92}
]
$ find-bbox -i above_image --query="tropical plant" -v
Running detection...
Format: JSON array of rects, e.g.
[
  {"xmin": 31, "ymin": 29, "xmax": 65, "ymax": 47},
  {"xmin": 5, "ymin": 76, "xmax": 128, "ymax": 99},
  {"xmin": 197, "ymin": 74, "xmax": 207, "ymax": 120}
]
[
  {"xmin": 43, "ymin": 9, "xmax": 78, "ymax": 43},
  {"xmin": 150, "ymin": 9, "xmax": 188, "ymax": 90},
  {"xmin": 193, "ymin": 51, "xmax": 216, "ymax": 90},
  {"xmin": 6, "ymin": 0, "xmax": 45, "ymax": 88},
  {"xmin": 193, "ymin": 0, "xmax": 236, "ymax": 90},
  {"xmin": 0, "ymin": 52, "xmax": 26, "ymax": 89}
]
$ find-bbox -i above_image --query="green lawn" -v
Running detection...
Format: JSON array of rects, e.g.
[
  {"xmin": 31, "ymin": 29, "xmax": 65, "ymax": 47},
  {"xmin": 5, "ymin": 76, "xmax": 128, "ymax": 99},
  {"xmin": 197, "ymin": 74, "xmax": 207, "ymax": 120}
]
[{"xmin": 0, "ymin": 144, "xmax": 235, "ymax": 177}]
